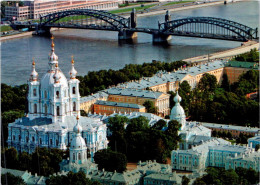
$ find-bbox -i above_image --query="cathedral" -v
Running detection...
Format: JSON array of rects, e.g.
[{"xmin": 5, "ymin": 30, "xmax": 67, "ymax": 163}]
[{"xmin": 7, "ymin": 37, "xmax": 108, "ymax": 158}]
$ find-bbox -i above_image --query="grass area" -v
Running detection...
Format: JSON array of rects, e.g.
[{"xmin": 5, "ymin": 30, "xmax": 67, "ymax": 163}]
[
  {"xmin": 0, "ymin": 25, "xmax": 13, "ymax": 32},
  {"xmin": 227, "ymin": 140, "xmax": 236, "ymax": 144},
  {"xmin": 163, "ymin": 1, "xmax": 193, "ymax": 6},
  {"xmin": 110, "ymin": 4, "xmax": 156, "ymax": 14},
  {"xmin": 119, "ymin": 2, "xmax": 149, "ymax": 8}
]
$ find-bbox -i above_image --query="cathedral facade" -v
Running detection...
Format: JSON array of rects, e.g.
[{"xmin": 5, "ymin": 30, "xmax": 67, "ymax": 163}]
[{"xmin": 7, "ymin": 37, "xmax": 108, "ymax": 158}]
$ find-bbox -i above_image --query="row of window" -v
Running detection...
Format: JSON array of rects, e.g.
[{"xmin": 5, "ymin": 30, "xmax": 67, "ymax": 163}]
[
  {"xmin": 32, "ymin": 102, "xmax": 77, "ymax": 115},
  {"xmin": 32, "ymin": 87, "xmax": 77, "ymax": 97}
]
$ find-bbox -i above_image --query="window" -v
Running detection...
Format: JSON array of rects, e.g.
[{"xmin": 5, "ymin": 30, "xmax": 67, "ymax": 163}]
[
  {"xmin": 50, "ymin": 139, "xmax": 53, "ymax": 145},
  {"xmin": 34, "ymin": 104, "xmax": 37, "ymax": 113},
  {"xmin": 40, "ymin": 138, "xmax": 42, "ymax": 145},
  {"xmin": 44, "ymin": 91, "xmax": 47, "ymax": 98},
  {"xmin": 73, "ymin": 87, "xmax": 76, "ymax": 94},
  {"xmin": 56, "ymin": 140, "xmax": 58, "ymax": 146},
  {"xmin": 33, "ymin": 88, "xmax": 37, "ymax": 96},
  {"xmin": 56, "ymin": 91, "xmax": 59, "ymax": 98},
  {"xmin": 13, "ymin": 135, "xmax": 15, "ymax": 141},
  {"xmin": 73, "ymin": 102, "xmax": 76, "ymax": 111},
  {"xmin": 32, "ymin": 136, "xmax": 35, "ymax": 142},
  {"xmin": 26, "ymin": 136, "xmax": 29, "ymax": 143},
  {"xmin": 44, "ymin": 104, "xmax": 48, "ymax": 116},
  {"xmin": 73, "ymin": 153, "xmax": 75, "ymax": 160},
  {"xmin": 19, "ymin": 135, "xmax": 21, "ymax": 141},
  {"xmin": 79, "ymin": 153, "xmax": 81, "ymax": 160},
  {"xmin": 57, "ymin": 106, "xmax": 60, "ymax": 116}
]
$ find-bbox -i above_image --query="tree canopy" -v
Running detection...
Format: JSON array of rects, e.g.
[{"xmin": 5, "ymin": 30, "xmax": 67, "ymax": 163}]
[{"xmin": 1, "ymin": 173, "xmax": 26, "ymax": 185}]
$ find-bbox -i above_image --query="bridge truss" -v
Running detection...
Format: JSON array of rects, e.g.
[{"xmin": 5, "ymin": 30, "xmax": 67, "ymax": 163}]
[
  {"xmin": 39, "ymin": 9, "xmax": 130, "ymax": 30},
  {"xmin": 159, "ymin": 17, "xmax": 258, "ymax": 41}
]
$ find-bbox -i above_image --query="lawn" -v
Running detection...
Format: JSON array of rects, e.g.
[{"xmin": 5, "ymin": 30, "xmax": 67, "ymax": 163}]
[
  {"xmin": 0, "ymin": 25, "xmax": 13, "ymax": 32},
  {"xmin": 110, "ymin": 4, "xmax": 156, "ymax": 14},
  {"xmin": 163, "ymin": 1, "xmax": 193, "ymax": 6}
]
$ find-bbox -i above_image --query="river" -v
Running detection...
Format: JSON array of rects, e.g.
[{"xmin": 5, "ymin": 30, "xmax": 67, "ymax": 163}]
[{"xmin": 1, "ymin": 1, "xmax": 259, "ymax": 85}]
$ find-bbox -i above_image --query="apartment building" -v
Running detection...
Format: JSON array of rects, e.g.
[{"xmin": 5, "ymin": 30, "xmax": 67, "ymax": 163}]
[{"xmin": 5, "ymin": 0, "xmax": 118, "ymax": 20}]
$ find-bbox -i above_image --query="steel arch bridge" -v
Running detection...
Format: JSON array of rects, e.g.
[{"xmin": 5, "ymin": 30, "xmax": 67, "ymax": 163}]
[
  {"xmin": 39, "ymin": 9, "xmax": 130, "ymax": 30},
  {"xmin": 159, "ymin": 17, "xmax": 258, "ymax": 41}
]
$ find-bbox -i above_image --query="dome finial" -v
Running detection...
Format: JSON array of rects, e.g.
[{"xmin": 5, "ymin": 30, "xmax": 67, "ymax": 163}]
[
  {"xmin": 71, "ymin": 55, "xmax": 74, "ymax": 64},
  {"xmin": 73, "ymin": 116, "xmax": 82, "ymax": 134},
  {"xmin": 32, "ymin": 57, "xmax": 35, "ymax": 66},
  {"xmin": 51, "ymin": 35, "xmax": 55, "ymax": 50}
]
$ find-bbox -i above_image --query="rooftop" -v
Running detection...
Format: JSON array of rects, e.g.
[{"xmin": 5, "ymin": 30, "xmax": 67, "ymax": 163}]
[
  {"xmin": 105, "ymin": 88, "xmax": 167, "ymax": 99},
  {"xmin": 225, "ymin": 61, "xmax": 259, "ymax": 69},
  {"xmin": 95, "ymin": 100, "xmax": 145, "ymax": 109},
  {"xmin": 248, "ymin": 136, "xmax": 260, "ymax": 142},
  {"xmin": 80, "ymin": 91, "xmax": 108, "ymax": 103},
  {"xmin": 202, "ymin": 122, "xmax": 260, "ymax": 133}
]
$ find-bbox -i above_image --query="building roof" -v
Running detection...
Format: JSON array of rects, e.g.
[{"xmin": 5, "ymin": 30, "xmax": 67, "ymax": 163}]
[
  {"xmin": 88, "ymin": 112, "xmax": 168, "ymax": 127},
  {"xmin": 105, "ymin": 88, "xmax": 167, "ymax": 99},
  {"xmin": 202, "ymin": 123, "xmax": 260, "ymax": 133},
  {"xmin": 225, "ymin": 61, "xmax": 259, "ymax": 69},
  {"xmin": 116, "ymin": 60, "xmax": 225, "ymax": 90},
  {"xmin": 227, "ymin": 151, "xmax": 260, "ymax": 162},
  {"xmin": 209, "ymin": 144, "xmax": 252, "ymax": 153},
  {"xmin": 144, "ymin": 171, "xmax": 182, "ymax": 183},
  {"xmin": 248, "ymin": 136, "xmax": 260, "ymax": 142},
  {"xmin": 137, "ymin": 160, "xmax": 171, "ymax": 174},
  {"xmin": 80, "ymin": 91, "xmax": 108, "ymax": 103},
  {"xmin": 9, "ymin": 116, "xmax": 105, "ymax": 133},
  {"xmin": 95, "ymin": 100, "xmax": 145, "ymax": 109}
]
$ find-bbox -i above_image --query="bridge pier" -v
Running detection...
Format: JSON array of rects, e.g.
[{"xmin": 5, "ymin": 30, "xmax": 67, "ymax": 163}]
[
  {"xmin": 118, "ymin": 29, "xmax": 137, "ymax": 40},
  {"xmin": 35, "ymin": 26, "xmax": 51, "ymax": 36},
  {"xmin": 152, "ymin": 32, "xmax": 171, "ymax": 44}
]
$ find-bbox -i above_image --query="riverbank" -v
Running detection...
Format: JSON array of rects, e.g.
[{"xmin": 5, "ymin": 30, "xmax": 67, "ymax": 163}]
[
  {"xmin": 0, "ymin": 31, "xmax": 33, "ymax": 41},
  {"xmin": 183, "ymin": 40, "xmax": 259, "ymax": 63}
]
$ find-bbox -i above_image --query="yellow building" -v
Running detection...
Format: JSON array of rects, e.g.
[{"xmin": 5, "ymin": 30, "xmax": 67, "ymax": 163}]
[
  {"xmin": 224, "ymin": 61, "xmax": 259, "ymax": 84},
  {"xmin": 80, "ymin": 92, "xmax": 108, "ymax": 114},
  {"xmin": 105, "ymin": 88, "xmax": 170, "ymax": 117},
  {"xmin": 93, "ymin": 100, "xmax": 146, "ymax": 115}
]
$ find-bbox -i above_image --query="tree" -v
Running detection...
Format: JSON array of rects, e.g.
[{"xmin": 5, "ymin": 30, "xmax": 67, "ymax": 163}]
[
  {"xmin": 94, "ymin": 149, "xmax": 127, "ymax": 172},
  {"xmin": 108, "ymin": 115, "xmax": 128, "ymax": 134},
  {"xmin": 151, "ymin": 119, "xmax": 166, "ymax": 130},
  {"xmin": 46, "ymin": 171, "xmax": 101, "ymax": 185},
  {"xmin": 255, "ymin": 144, "xmax": 260, "ymax": 151},
  {"xmin": 2, "ymin": 147, "xmax": 19, "ymax": 169},
  {"xmin": 182, "ymin": 175, "xmax": 190, "ymax": 185},
  {"xmin": 126, "ymin": 116, "xmax": 149, "ymax": 134},
  {"xmin": 143, "ymin": 100, "xmax": 156, "ymax": 114},
  {"xmin": 198, "ymin": 73, "xmax": 217, "ymax": 93},
  {"xmin": 1, "ymin": 173, "xmax": 26, "ymax": 185},
  {"xmin": 221, "ymin": 73, "xmax": 230, "ymax": 91}
]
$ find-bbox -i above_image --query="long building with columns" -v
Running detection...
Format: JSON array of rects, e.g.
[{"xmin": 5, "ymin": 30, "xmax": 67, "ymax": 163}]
[{"xmin": 7, "ymin": 37, "xmax": 108, "ymax": 158}]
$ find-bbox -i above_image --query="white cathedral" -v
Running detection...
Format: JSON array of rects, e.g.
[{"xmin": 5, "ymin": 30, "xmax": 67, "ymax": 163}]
[{"xmin": 7, "ymin": 37, "xmax": 108, "ymax": 158}]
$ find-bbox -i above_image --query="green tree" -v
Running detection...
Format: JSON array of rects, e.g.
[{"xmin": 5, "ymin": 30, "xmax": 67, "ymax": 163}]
[
  {"xmin": 182, "ymin": 175, "xmax": 190, "ymax": 185},
  {"xmin": 19, "ymin": 152, "xmax": 32, "ymax": 171},
  {"xmin": 143, "ymin": 100, "xmax": 156, "ymax": 114},
  {"xmin": 108, "ymin": 115, "xmax": 128, "ymax": 134},
  {"xmin": 151, "ymin": 119, "xmax": 167, "ymax": 130},
  {"xmin": 126, "ymin": 116, "xmax": 149, "ymax": 134},
  {"xmin": 46, "ymin": 171, "xmax": 101, "ymax": 185},
  {"xmin": 1, "ymin": 173, "xmax": 26, "ymax": 185},
  {"xmin": 94, "ymin": 149, "xmax": 127, "ymax": 172},
  {"xmin": 198, "ymin": 73, "xmax": 218, "ymax": 93},
  {"xmin": 255, "ymin": 144, "xmax": 260, "ymax": 151},
  {"xmin": 221, "ymin": 73, "xmax": 231, "ymax": 91},
  {"xmin": 2, "ymin": 147, "xmax": 19, "ymax": 169}
]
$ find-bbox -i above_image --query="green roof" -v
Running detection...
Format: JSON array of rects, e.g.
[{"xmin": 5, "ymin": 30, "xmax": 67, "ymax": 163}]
[{"xmin": 225, "ymin": 61, "xmax": 259, "ymax": 69}]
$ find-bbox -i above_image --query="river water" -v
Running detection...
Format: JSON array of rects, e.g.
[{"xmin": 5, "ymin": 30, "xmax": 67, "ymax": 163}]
[{"xmin": 1, "ymin": 1, "xmax": 259, "ymax": 85}]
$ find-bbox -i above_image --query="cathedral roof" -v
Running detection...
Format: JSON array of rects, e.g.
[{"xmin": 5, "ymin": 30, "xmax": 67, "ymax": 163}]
[{"xmin": 170, "ymin": 91, "xmax": 185, "ymax": 120}]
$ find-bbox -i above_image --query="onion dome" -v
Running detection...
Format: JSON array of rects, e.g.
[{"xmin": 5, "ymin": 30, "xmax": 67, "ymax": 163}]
[
  {"xmin": 53, "ymin": 63, "xmax": 61, "ymax": 83},
  {"xmin": 48, "ymin": 35, "xmax": 58, "ymax": 70},
  {"xmin": 69, "ymin": 56, "xmax": 77, "ymax": 79},
  {"xmin": 30, "ymin": 58, "xmax": 38, "ymax": 81},
  {"xmin": 73, "ymin": 115, "xmax": 82, "ymax": 134},
  {"xmin": 170, "ymin": 91, "xmax": 186, "ymax": 121}
]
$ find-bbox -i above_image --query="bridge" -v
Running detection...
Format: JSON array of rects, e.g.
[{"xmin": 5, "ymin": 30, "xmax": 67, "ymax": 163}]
[{"xmin": 11, "ymin": 9, "xmax": 258, "ymax": 43}]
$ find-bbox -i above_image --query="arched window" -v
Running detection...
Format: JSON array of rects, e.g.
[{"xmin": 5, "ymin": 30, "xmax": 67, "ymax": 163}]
[
  {"xmin": 57, "ymin": 106, "xmax": 60, "ymax": 116},
  {"xmin": 32, "ymin": 136, "xmax": 35, "ymax": 142},
  {"xmin": 40, "ymin": 138, "xmax": 42, "ymax": 145},
  {"xmin": 50, "ymin": 139, "xmax": 53, "ymax": 145},
  {"xmin": 19, "ymin": 135, "xmax": 21, "ymax": 141},
  {"xmin": 78, "ymin": 153, "xmax": 81, "ymax": 160},
  {"xmin": 73, "ymin": 153, "xmax": 75, "ymax": 160},
  {"xmin": 44, "ymin": 91, "xmax": 47, "ymax": 98},
  {"xmin": 56, "ymin": 91, "xmax": 59, "ymax": 98},
  {"xmin": 73, "ymin": 102, "xmax": 76, "ymax": 111},
  {"xmin": 13, "ymin": 135, "xmax": 15, "ymax": 141},
  {"xmin": 45, "ymin": 104, "xmax": 48, "ymax": 116},
  {"xmin": 33, "ymin": 89, "xmax": 37, "ymax": 96},
  {"xmin": 85, "ymin": 138, "xmax": 87, "ymax": 144},
  {"xmin": 26, "ymin": 136, "xmax": 29, "ymax": 143},
  {"xmin": 34, "ymin": 104, "xmax": 37, "ymax": 114},
  {"xmin": 56, "ymin": 139, "xmax": 58, "ymax": 146},
  {"xmin": 65, "ymin": 104, "xmax": 67, "ymax": 114},
  {"xmin": 72, "ymin": 87, "xmax": 76, "ymax": 94}
]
